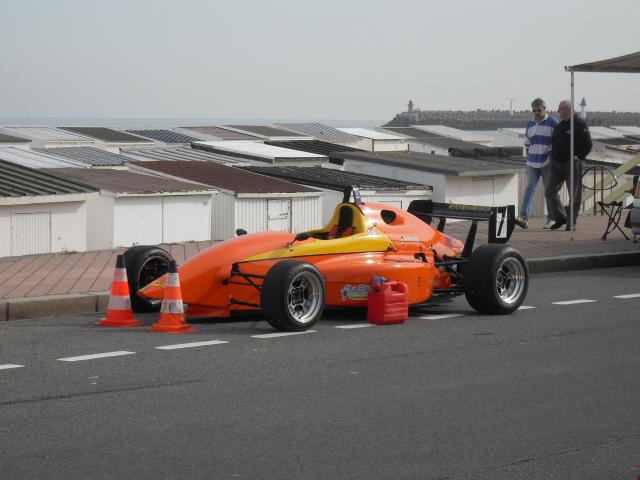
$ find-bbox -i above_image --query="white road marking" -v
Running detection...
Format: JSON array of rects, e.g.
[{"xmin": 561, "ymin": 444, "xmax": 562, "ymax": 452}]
[
  {"xmin": 518, "ymin": 306, "xmax": 536, "ymax": 310},
  {"xmin": 0, "ymin": 364, "xmax": 24, "ymax": 370},
  {"xmin": 335, "ymin": 324, "xmax": 372, "ymax": 329},
  {"xmin": 419, "ymin": 314, "xmax": 463, "ymax": 320},
  {"xmin": 552, "ymin": 299, "xmax": 597, "ymax": 305},
  {"xmin": 155, "ymin": 340, "xmax": 228, "ymax": 350},
  {"xmin": 614, "ymin": 293, "xmax": 640, "ymax": 299},
  {"xmin": 57, "ymin": 351, "xmax": 135, "ymax": 362},
  {"xmin": 252, "ymin": 330, "xmax": 316, "ymax": 339}
]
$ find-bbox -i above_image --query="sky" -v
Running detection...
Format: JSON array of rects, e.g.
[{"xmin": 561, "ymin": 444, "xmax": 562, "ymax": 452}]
[{"xmin": 1, "ymin": 0, "xmax": 639, "ymax": 121}]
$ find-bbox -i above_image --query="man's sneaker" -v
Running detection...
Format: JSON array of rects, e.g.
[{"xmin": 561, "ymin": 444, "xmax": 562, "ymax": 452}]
[
  {"xmin": 514, "ymin": 216, "xmax": 528, "ymax": 229},
  {"xmin": 543, "ymin": 219, "xmax": 555, "ymax": 229},
  {"xmin": 550, "ymin": 218, "xmax": 567, "ymax": 230}
]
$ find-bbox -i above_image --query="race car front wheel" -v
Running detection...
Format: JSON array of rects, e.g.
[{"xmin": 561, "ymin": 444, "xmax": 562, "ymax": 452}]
[
  {"xmin": 123, "ymin": 245, "xmax": 172, "ymax": 313},
  {"xmin": 464, "ymin": 244, "xmax": 528, "ymax": 315},
  {"xmin": 261, "ymin": 260, "xmax": 326, "ymax": 331}
]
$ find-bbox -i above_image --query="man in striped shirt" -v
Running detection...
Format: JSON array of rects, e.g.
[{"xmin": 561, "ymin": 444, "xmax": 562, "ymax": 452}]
[{"xmin": 515, "ymin": 98, "xmax": 559, "ymax": 229}]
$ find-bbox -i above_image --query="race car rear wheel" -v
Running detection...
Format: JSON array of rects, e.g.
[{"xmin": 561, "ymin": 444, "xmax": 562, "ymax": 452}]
[
  {"xmin": 464, "ymin": 244, "xmax": 528, "ymax": 315},
  {"xmin": 123, "ymin": 245, "xmax": 172, "ymax": 313},
  {"xmin": 261, "ymin": 260, "xmax": 326, "ymax": 331}
]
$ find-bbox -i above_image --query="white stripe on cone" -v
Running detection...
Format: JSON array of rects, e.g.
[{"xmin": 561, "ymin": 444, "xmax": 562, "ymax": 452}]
[
  {"xmin": 107, "ymin": 295, "xmax": 132, "ymax": 311},
  {"xmin": 165, "ymin": 273, "xmax": 180, "ymax": 288},
  {"xmin": 113, "ymin": 269, "xmax": 128, "ymax": 283},
  {"xmin": 160, "ymin": 299, "xmax": 184, "ymax": 314}
]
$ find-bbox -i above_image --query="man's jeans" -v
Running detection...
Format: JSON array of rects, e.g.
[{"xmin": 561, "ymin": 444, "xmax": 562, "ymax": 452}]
[
  {"xmin": 546, "ymin": 158, "xmax": 583, "ymax": 224},
  {"xmin": 520, "ymin": 164, "xmax": 552, "ymax": 220}
]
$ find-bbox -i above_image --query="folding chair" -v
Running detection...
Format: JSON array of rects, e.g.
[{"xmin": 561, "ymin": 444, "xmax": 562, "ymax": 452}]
[
  {"xmin": 596, "ymin": 200, "xmax": 629, "ymax": 240},
  {"xmin": 583, "ymin": 165, "xmax": 629, "ymax": 241}
]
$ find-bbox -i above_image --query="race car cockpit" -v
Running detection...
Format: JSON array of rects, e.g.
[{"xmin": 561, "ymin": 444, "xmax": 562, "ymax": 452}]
[{"xmin": 308, "ymin": 204, "xmax": 366, "ymax": 240}]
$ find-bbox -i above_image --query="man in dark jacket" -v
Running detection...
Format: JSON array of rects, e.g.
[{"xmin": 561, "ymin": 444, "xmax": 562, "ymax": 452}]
[{"xmin": 546, "ymin": 100, "xmax": 592, "ymax": 230}]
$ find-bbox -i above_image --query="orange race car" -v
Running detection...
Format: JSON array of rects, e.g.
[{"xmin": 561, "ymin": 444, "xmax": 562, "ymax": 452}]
[{"xmin": 124, "ymin": 189, "xmax": 529, "ymax": 331}]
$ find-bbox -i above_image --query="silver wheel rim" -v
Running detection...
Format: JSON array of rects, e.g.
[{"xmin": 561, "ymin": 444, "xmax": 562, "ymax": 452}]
[
  {"xmin": 287, "ymin": 272, "xmax": 323, "ymax": 324},
  {"xmin": 496, "ymin": 257, "xmax": 526, "ymax": 304}
]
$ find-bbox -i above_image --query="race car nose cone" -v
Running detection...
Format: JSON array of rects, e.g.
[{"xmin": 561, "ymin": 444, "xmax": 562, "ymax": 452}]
[{"xmin": 137, "ymin": 274, "xmax": 167, "ymax": 300}]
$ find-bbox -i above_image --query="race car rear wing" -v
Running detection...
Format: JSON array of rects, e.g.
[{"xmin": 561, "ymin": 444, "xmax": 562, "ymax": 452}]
[{"xmin": 407, "ymin": 200, "xmax": 515, "ymax": 254}]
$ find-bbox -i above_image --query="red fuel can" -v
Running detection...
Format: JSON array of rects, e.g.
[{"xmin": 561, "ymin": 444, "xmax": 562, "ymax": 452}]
[{"xmin": 367, "ymin": 280, "xmax": 408, "ymax": 325}]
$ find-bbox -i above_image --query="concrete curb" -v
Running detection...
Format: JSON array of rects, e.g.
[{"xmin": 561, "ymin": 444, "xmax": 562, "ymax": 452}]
[
  {"xmin": 2, "ymin": 292, "xmax": 110, "ymax": 321},
  {"xmin": 528, "ymin": 251, "xmax": 640, "ymax": 274},
  {"xmin": 1, "ymin": 250, "xmax": 639, "ymax": 321}
]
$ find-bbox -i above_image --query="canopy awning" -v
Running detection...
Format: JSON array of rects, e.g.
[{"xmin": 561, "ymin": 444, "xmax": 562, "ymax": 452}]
[
  {"xmin": 565, "ymin": 51, "xmax": 640, "ymax": 73},
  {"xmin": 564, "ymin": 50, "xmax": 640, "ymax": 235}
]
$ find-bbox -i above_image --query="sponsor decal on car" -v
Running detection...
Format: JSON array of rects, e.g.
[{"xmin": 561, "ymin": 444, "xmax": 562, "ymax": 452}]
[{"xmin": 341, "ymin": 284, "xmax": 370, "ymax": 301}]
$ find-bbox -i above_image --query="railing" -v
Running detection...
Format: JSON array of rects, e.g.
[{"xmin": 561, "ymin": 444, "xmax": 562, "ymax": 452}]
[
  {"xmin": 582, "ymin": 153, "xmax": 640, "ymax": 210},
  {"xmin": 582, "ymin": 165, "xmax": 618, "ymax": 215}
]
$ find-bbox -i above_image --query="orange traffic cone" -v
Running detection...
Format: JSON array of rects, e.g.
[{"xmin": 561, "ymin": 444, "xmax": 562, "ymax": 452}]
[
  {"xmin": 97, "ymin": 255, "xmax": 142, "ymax": 327},
  {"xmin": 151, "ymin": 260, "xmax": 194, "ymax": 334}
]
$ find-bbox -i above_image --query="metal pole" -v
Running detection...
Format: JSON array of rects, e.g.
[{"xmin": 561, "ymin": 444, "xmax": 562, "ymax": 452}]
[
  {"xmin": 592, "ymin": 169, "xmax": 596, "ymax": 215},
  {"xmin": 600, "ymin": 167, "xmax": 604, "ymax": 214},
  {"xmin": 570, "ymin": 71, "xmax": 575, "ymax": 240}
]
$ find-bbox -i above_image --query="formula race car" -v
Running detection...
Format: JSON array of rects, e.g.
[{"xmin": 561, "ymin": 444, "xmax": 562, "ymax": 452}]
[{"xmin": 124, "ymin": 189, "xmax": 528, "ymax": 331}]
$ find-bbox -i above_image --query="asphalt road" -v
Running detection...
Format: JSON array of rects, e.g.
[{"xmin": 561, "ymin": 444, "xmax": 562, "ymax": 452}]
[{"xmin": 1, "ymin": 267, "xmax": 639, "ymax": 480}]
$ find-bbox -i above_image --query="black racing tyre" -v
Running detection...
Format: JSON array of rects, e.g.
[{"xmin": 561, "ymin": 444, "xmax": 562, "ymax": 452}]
[
  {"xmin": 261, "ymin": 260, "xmax": 326, "ymax": 331},
  {"xmin": 464, "ymin": 244, "xmax": 528, "ymax": 315},
  {"xmin": 123, "ymin": 246, "xmax": 172, "ymax": 313}
]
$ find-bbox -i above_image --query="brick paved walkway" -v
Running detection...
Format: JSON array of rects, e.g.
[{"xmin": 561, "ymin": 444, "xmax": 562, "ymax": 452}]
[
  {"xmin": 0, "ymin": 215, "xmax": 636, "ymax": 301},
  {"xmin": 446, "ymin": 214, "xmax": 638, "ymax": 258},
  {"xmin": 0, "ymin": 241, "xmax": 218, "ymax": 300}
]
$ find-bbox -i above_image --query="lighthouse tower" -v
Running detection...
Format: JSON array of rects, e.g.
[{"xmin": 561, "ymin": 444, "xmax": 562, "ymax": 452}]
[{"xmin": 580, "ymin": 97, "xmax": 587, "ymax": 119}]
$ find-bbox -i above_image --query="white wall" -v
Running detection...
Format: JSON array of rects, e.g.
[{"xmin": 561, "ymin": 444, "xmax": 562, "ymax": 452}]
[
  {"xmin": 86, "ymin": 194, "xmax": 115, "ymax": 250},
  {"xmin": 0, "ymin": 201, "xmax": 88, "ymax": 257},
  {"xmin": 320, "ymin": 189, "xmax": 344, "ymax": 224},
  {"xmin": 114, "ymin": 197, "xmax": 163, "ymax": 247},
  {"xmin": 162, "ymin": 195, "xmax": 211, "ymax": 243},
  {"xmin": 343, "ymin": 158, "xmax": 519, "ymax": 208},
  {"xmin": 111, "ymin": 194, "xmax": 212, "ymax": 247},
  {"xmin": 352, "ymin": 138, "xmax": 373, "ymax": 151},
  {"xmin": 372, "ymin": 141, "xmax": 408, "ymax": 152},
  {"xmin": 445, "ymin": 174, "xmax": 519, "ymax": 209},
  {"xmin": 235, "ymin": 197, "xmax": 267, "ymax": 234},
  {"xmin": 408, "ymin": 141, "xmax": 450, "ymax": 156},
  {"xmin": 211, "ymin": 192, "xmax": 236, "ymax": 240},
  {"xmin": 210, "ymin": 193, "xmax": 323, "ymax": 240},
  {"xmin": 291, "ymin": 195, "xmax": 322, "ymax": 232},
  {"xmin": 361, "ymin": 192, "xmax": 431, "ymax": 211},
  {"xmin": 344, "ymin": 159, "xmax": 447, "ymax": 202}
]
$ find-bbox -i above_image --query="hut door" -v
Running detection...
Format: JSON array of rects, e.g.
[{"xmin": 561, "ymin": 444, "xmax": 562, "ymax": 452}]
[
  {"xmin": 267, "ymin": 199, "xmax": 291, "ymax": 232},
  {"xmin": 11, "ymin": 212, "xmax": 51, "ymax": 256}
]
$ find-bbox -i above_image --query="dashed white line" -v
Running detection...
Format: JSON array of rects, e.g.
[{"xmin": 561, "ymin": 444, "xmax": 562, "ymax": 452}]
[
  {"xmin": 0, "ymin": 364, "xmax": 24, "ymax": 370},
  {"xmin": 614, "ymin": 293, "xmax": 640, "ymax": 299},
  {"xmin": 57, "ymin": 351, "xmax": 136, "ymax": 362},
  {"xmin": 252, "ymin": 330, "xmax": 316, "ymax": 339},
  {"xmin": 155, "ymin": 340, "xmax": 228, "ymax": 350},
  {"xmin": 419, "ymin": 314, "xmax": 463, "ymax": 320},
  {"xmin": 518, "ymin": 306, "xmax": 536, "ymax": 310},
  {"xmin": 335, "ymin": 324, "xmax": 372, "ymax": 329},
  {"xmin": 552, "ymin": 299, "xmax": 597, "ymax": 305}
]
